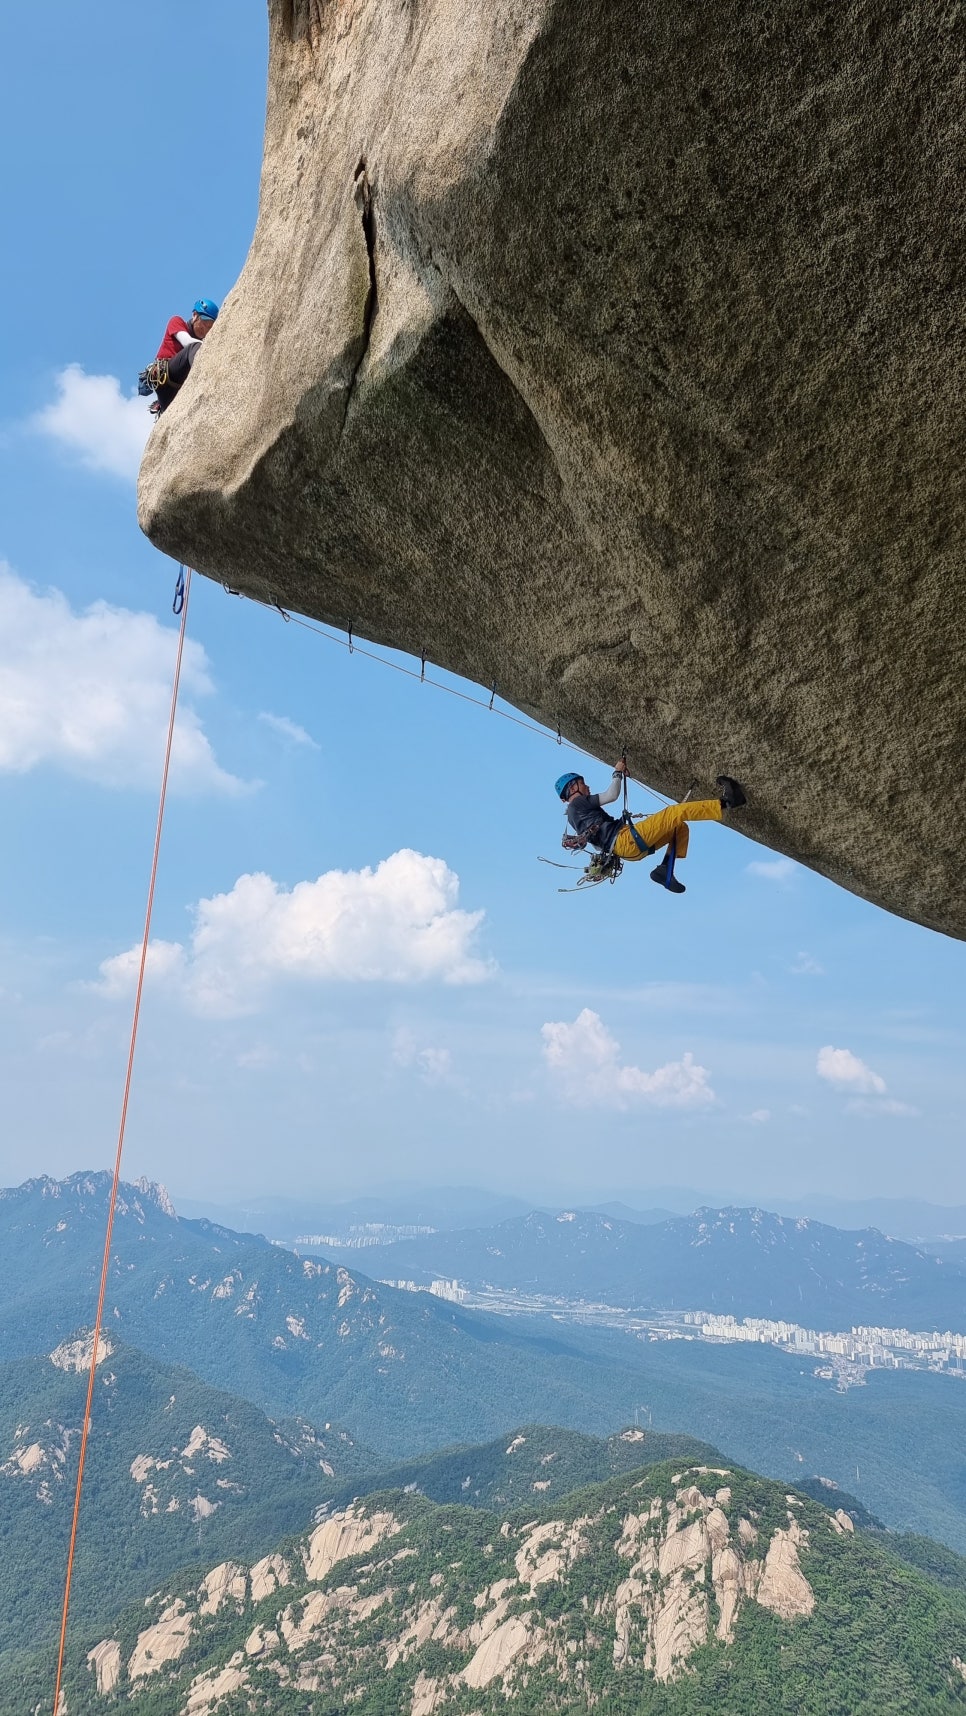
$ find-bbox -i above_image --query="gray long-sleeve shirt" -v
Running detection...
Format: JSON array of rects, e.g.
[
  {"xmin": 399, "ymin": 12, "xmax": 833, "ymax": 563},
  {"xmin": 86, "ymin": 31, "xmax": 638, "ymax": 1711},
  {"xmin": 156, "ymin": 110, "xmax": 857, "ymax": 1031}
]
[{"xmin": 565, "ymin": 773, "xmax": 623, "ymax": 851}]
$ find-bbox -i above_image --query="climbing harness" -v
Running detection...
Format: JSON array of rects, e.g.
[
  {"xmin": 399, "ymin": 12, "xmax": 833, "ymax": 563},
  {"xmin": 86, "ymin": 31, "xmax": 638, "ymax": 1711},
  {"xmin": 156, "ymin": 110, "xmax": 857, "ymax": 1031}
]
[
  {"xmin": 51, "ymin": 564, "xmax": 192, "ymax": 1716},
  {"xmin": 542, "ymin": 758, "xmax": 698, "ymax": 895}
]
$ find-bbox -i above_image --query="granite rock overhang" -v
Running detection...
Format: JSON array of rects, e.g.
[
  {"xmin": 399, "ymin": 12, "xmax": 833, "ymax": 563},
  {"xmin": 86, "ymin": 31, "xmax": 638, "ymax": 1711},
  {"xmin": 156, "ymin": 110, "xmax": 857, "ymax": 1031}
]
[{"xmin": 138, "ymin": 0, "xmax": 966, "ymax": 938}]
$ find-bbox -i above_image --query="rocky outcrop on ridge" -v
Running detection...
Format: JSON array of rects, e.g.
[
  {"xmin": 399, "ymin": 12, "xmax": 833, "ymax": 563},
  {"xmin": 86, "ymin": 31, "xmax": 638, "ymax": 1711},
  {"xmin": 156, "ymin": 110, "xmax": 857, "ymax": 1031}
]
[
  {"xmin": 138, "ymin": 0, "xmax": 966, "ymax": 938},
  {"xmin": 75, "ymin": 1464, "xmax": 966, "ymax": 1713}
]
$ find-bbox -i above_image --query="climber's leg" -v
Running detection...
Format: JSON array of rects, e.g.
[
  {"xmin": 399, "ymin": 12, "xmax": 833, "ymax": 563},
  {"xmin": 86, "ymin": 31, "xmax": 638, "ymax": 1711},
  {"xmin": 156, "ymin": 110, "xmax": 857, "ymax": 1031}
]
[
  {"xmin": 144, "ymin": 344, "xmax": 202, "ymax": 414},
  {"xmin": 164, "ymin": 345, "xmax": 199, "ymax": 385},
  {"xmin": 611, "ymin": 800, "xmax": 721, "ymax": 863}
]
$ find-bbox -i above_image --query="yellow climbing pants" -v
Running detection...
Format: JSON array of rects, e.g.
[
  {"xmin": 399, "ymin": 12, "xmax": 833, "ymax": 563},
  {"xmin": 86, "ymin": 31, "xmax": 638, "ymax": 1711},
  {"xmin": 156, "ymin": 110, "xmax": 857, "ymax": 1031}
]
[{"xmin": 612, "ymin": 799, "xmax": 722, "ymax": 863}]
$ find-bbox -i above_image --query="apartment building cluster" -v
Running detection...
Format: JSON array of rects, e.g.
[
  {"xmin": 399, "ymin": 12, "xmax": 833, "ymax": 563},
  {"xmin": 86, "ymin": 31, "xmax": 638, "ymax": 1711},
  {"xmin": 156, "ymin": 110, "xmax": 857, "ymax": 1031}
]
[{"xmin": 684, "ymin": 1311, "xmax": 966, "ymax": 1377}]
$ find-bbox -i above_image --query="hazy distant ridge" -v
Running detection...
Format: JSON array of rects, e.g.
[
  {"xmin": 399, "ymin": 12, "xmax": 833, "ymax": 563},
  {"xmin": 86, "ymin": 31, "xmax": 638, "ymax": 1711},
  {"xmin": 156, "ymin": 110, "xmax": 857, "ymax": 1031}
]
[{"xmin": 319, "ymin": 1205, "xmax": 966, "ymax": 1329}]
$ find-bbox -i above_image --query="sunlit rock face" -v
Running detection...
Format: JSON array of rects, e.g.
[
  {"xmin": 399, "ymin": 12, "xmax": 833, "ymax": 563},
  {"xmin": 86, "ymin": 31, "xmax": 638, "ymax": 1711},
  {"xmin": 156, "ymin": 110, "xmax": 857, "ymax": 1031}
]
[{"xmin": 138, "ymin": 0, "xmax": 965, "ymax": 937}]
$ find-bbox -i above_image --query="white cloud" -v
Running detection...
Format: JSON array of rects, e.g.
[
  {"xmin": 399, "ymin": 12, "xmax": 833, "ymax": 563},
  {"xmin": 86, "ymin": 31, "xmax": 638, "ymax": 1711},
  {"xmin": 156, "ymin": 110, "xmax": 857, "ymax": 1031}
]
[
  {"xmin": 747, "ymin": 1108, "xmax": 771, "ymax": 1124},
  {"xmin": 392, "ymin": 1029, "xmax": 454, "ymax": 1086},
  {"xmin": 746, "ymin": 857, "xmax": 796, "ymax": 884},
  {"xmin": 846, "ymin": 1096, "xmax": 918, "ymax": 1118},
  {"xmin": 94, "ymin": 850, "xmax": 493, "ymax": 1016},
  {"xmin": 540, "ymin": 1009, "xmax": 714, "ymax": 1110},
  {"xmin": 94, "ymin": 939, "xmax": 187, "ymax": 1000},
  {"xmin": 258, "ymin": 712, "xmax": 319, "ymax": 749},
  {"xmin": 790, "ymin": 951, "xmax": 824, "ymax": 975},
  {"xmin": 0, "ymin": 565, "xmax": 244, "ymax": 794},
  {"xmin": 816, "ymin": 1044, "xmax": 886, "ymax": 1095},
  {"xmin": 32, "ymin": 365, "xmax": 152, "ymax": 480}
]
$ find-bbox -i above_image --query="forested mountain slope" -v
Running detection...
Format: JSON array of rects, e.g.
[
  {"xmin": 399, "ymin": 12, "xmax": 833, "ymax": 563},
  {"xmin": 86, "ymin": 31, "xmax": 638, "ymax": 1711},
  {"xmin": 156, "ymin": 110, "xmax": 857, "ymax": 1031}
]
[
  {"xmin": 5, "ymin": 1173, "xmax": 966, "ymax": 1551},
  {"xmin": 324, "ymin": 1423, "xmax": 723, "ymax": 1513},
  {"xmin": 0, "ymin": 1175, "xmax": 697, "ymax": 1456},
  {"xmin": 0, "ymin": 1337, "xmax": 366, "ymax": 1660},
  {"xmin": 42, "ymin": 1461, "xmax": 966, "ymax": 1716}
]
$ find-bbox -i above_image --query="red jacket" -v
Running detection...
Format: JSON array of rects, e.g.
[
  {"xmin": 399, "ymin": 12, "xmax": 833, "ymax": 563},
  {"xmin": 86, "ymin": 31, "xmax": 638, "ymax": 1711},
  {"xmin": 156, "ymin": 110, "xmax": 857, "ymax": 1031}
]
[{"xmin": 157, "ymin": 316, "xmax": 193, "ymax": 360}]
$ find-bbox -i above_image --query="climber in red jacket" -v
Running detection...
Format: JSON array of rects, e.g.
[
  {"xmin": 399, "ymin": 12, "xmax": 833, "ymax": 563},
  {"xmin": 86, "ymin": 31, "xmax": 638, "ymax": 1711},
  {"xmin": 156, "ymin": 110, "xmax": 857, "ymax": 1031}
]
[{"xmin": 139, "ymin": 298, "xmax": 219, "ymax": 414}]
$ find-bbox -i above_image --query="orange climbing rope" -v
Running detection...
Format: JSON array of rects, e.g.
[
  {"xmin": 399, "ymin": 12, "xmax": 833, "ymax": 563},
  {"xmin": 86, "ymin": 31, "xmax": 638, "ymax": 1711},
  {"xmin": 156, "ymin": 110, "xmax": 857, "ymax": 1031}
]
[{"xmin": 51, "ymin": 566, "xmax": 193, "ymax": 1716}]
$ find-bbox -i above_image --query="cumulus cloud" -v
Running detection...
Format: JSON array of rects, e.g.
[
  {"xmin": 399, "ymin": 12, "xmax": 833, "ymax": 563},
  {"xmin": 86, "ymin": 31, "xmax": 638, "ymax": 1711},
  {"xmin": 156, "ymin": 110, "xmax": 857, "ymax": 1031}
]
[
  {"xmin": 32, "ymin": 365, "xmax": 152, "ymax": 480},
  {"xmin": 392, "ymin": 1029, "xmax": 454, "ymax": 1086},
  {"xmin": 816, "ymin": 1045, "xmax": 886, "ymax": 1095},
  {"xmin": 0, "ymin": 565, "xmax": 244, "ymax": 793},
  {"xmin": 258, "ymin": 712, "xmax": 319, "ymax": 749},
  {"xmin": 746, "ymin": 857, "xmax": 796, "ymax": 884},
  {"xmin": 93, "ymin": 851, "xmax": 492, "ymax": 1016},
  {"xmin": 94, "ymin": 939, "xmax": 187, "ymax": 1000},
  {"xmin": 541, "ymin": 1009, "xmax": 714, "ymax": 1110},
  {"xmin": 815, "ymin": 1044, "xmax": 914, "ymax": 1116}
]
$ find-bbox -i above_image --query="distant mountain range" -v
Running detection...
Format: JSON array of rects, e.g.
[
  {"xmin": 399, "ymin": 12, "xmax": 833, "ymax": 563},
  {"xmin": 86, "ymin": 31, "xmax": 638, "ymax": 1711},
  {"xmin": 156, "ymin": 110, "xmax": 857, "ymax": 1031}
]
[
  {"xmin": 5, "ymin": 1174, "xmax": 966, "ymax": 1552},
  {"xmin": 321, "ymin": 1205, "xmax": 966, "ymax": 1329},
  {"xmin": 769, "ymin": 1195, "xmax": 966, "ymax": 1243},
  {"xmin": 41, "ymin": 1459, "xmax": 966, "ymax": 1716},
  {"xmin": 0, "ymin": 1174, "xmax": 674, "ymax": 1457},
  {"xmin": 176, "ymin": 1184, "xmax": 966, "ymax": 1244},
  {"xmin": 173, "ymin": 1184, "xmax": 538, "ymax": 1243},
  {"xmin": 615, "ymin": 1189, "xmax": 966, "ymax": 1243}
]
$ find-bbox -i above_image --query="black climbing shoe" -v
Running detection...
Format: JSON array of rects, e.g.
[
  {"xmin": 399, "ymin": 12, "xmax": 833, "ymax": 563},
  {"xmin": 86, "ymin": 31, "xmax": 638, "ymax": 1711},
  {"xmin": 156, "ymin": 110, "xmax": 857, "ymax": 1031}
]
[
  {"xmin": 716, "ymin": 775, "xmax": 747, "ymax": 811},
  {"xmin": 650, "ymin": 863, "xmax": 686, "ymax": 895}
]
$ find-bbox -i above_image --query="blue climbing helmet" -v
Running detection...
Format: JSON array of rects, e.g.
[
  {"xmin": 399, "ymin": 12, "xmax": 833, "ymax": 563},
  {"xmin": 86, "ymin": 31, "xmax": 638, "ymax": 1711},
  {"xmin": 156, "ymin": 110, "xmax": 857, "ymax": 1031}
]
[
  {"xmin": 192, "ymin": 297, "xmax": 219, "ymax": 322},
  {"xmin": 555, "ymin": 772, "xmax": 581, "ymax": 800}
]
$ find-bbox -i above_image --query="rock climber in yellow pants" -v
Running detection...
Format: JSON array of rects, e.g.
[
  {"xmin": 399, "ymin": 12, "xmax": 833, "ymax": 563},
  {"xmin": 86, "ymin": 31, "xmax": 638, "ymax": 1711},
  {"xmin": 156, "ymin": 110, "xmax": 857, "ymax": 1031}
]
[{"xmin": 555, "ymin": 761, "xmax": 747, "ymax": 895}]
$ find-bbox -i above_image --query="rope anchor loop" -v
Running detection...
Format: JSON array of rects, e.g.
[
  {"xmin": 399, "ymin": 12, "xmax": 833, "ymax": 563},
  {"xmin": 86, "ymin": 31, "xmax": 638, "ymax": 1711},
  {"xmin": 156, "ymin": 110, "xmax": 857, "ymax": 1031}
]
[{"xmin": 172, "ymin": 565, "xmax": 186, "ymax": 615}]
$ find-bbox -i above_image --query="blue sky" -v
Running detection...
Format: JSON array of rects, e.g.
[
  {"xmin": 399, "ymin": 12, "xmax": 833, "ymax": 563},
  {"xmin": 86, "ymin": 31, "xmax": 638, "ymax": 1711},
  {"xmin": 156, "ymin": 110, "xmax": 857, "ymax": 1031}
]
[{"xmin": 1, "ymin": 2, "xmax": 964, "ymax": 1212}]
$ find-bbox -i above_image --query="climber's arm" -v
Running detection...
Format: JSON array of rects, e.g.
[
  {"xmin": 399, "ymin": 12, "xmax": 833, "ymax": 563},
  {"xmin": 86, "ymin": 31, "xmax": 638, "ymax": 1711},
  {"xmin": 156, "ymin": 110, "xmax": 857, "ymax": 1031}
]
[{"xmin": 597, "ymin": 768, "xmax": 625, "ymax": 808}]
